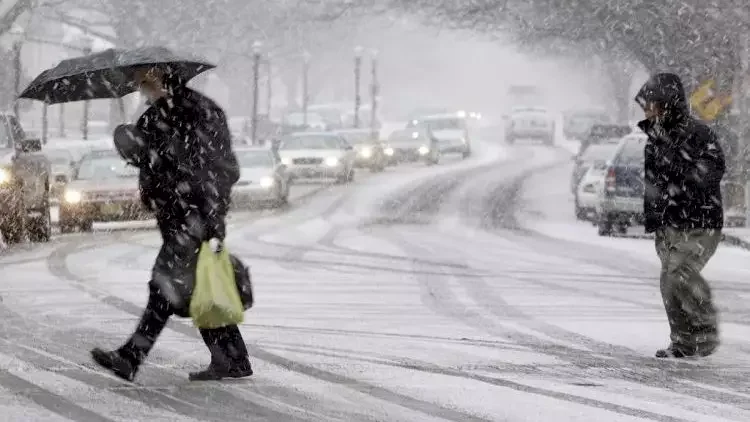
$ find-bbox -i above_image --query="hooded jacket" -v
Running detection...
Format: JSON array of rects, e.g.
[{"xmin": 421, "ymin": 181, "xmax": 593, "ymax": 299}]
[
  {"xmin": 635, "ymin": 73, "xmax": 725, "ymax": 233},
  {"xmin": 135, "ymin": 76, "xmax": 239, "ymax": 241}
]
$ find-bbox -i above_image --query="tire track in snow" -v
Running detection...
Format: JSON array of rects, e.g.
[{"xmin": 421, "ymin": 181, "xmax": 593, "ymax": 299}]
[{"xmin": 383, "ymin": 155, "xmax": 750, "ymax": 410}]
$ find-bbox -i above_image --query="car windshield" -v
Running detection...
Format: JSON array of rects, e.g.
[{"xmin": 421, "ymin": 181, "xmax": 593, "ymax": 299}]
[
  {"xmin": 338, "ymin": 132, "xmax": 372, "ymax": 144},
  {"xmin": 618, "ymin": 137, "xmax": 646, "ymax": 165},
  {"xmin": 309, "ymin": 107, "xmax": 342, "ymax": 124},
  {"xmin": 76, "ymin": 155, "xmax": 138, "ymax": 180},
  {"xmin": 580, "ymin": 144, "xmax": 617, "ymax": 163},
  {"xmin": 280, "ymin": 135, "xmax": 340, "ymax": 150},
  {"xmin": 46, "ymin": 150, "xmax": 74, "ymax": 165},
  {"xmin": 589, "ymin": 125, "xmax": 630, "ymax": 140},
  {"xmin": 421, "ymin": 118, "xmax": 462, "ymax": 131},
  {"xmin": 389, "ymin": 130, "xmax": 424, "ymax": 143},
  {"xmin": 237, "ymin": 150, "xmax": 273, "ymax": 168},
  {"xmin": 570, "ymin": 112, "xmax": 609, "ymax": 124},
  {"xmin": 284, "ymin": 112, "xmax": 324, "ymax": 126}
]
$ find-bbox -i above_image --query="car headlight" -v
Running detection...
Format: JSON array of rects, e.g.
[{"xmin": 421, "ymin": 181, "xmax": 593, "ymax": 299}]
[
  {"xmin": 0, "ymin": 168, "xmax": 10, "ymax": 185},
  {"xmin": 384, "ymin": 147, "xmax": 394, "ymax": 156},
  {"xmin": 360, "ymin": 146, "xmax": 372, "ymax": 158},
  {"xmin": 325, "ymin": 156, "xmax": 340, "ymax": 166},
  {"xmin": 259, "ymin": 176, "xmax": 274, "ymax": 188},
  {"xmin": 418, "ymin": 145, "xmax": 430, "ymax": 155},
  {"xmin": 281, "ymin": 157, "xmax": 292, "ymax": 165},
  {"xmin": 64, "ymin": 190, "xmax": 82, "ymax": 204}
]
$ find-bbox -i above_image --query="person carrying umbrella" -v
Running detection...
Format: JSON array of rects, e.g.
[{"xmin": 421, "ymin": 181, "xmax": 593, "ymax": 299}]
[
  {"xmin": 93, "ymin": 64, "xmax": 253, "ymax": 381},
  {"xmin": 19, "ymin": 47, "xmax": 253, "ymax": 381}
]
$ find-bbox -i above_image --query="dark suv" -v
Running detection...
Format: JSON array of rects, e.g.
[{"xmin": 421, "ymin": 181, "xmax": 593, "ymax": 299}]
[{"xmin": 595, "ymin": 133, "xmax": 647, "ymax": 236}]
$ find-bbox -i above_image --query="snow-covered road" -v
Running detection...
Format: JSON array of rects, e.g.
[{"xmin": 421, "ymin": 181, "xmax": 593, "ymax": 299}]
[{"xmin": 1, "ymin": 139, "xmax": 749, "ymax": 421}]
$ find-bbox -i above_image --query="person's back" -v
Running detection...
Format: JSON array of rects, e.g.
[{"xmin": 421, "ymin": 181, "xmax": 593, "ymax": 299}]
[{"xmin": 136, "ymin": 86, "xmax": 239, "ymax": 239}]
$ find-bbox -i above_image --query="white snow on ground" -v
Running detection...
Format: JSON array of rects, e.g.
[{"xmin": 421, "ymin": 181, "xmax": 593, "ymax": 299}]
[
  {"xmin": 2, "ymin": 138, "xmax": 750, "ymax": 421},
  {"xmin": 517, "ymin": 157, "xmax": 750, "ymax": 361}
]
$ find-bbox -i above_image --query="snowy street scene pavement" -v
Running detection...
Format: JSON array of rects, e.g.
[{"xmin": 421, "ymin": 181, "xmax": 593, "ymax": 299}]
[
  {"xmin": 3, "ymin": 2, "xmax": 750, "ymax": 420},
  {"xmin": 2, "ymin": 137, "xmax": 750, "ymax": 421}
]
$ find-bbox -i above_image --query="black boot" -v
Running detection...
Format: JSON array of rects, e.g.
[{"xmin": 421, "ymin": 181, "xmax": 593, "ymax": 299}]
[
  {"xmin": 188, "ymin": 359, "xmax": 253, "ymax": 381},
  {"xmin": 91, "ymin": 348, "xmax": 138, "ymax": 381},
  {"xmin": 191, "ymin": 325, "xmax": 252, "ymax": 381}
]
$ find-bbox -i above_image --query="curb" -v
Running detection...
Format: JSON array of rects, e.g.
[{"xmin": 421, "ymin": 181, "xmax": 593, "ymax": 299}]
[{"xmin": 720, "ymin": 233, "xmax": 750, "ymax": 251}]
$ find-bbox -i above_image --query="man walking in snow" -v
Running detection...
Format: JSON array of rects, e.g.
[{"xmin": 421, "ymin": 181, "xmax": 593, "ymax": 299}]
[
  {"xmin": 636, "ymin": 72, "xmax": 725, "ymax": 358},
  {"xmin": 91, "ymin": 65, "xmax": 253, "ymax": 381}
]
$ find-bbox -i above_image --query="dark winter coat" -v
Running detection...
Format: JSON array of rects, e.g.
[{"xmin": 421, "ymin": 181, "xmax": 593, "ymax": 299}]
[
  {"xmin": 635, "ymin": 73, "xmax": 725, "ymax": 233},
  {"xmin": 130, "ymin": 81, "xmax": 240, "ymax": 314}
]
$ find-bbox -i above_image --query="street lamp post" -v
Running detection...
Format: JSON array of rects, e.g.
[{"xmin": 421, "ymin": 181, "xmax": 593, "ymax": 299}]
[
  {"xmin": 12, "ymin": 40, "xmax": 21, "ymax": 118},
  {"xmin": 302, "ymin": 51, "xmax": 310, "ymax": 126},
  {"xmin": 265, "ymin": 56, "xmax": 272, "ymax": 117},
  {"xmin": 353, "ymin": 46, "xmax": 363, "ymax": 128},
  {"xmin": 80, "ymin": 40, "xmax": 93, "ymax": 140},
  {"xmin": 369, "ymin": 50, "xmax": 379, "ymax": 138},
  {"xmin": 251, "ymin": 41, "xmax": 262, "ymax": 145}
]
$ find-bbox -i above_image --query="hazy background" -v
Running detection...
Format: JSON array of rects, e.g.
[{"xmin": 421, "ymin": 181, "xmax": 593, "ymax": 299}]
[{"xmin": 0, "ymin": 0, "xmax": 652, "ymax": 137}]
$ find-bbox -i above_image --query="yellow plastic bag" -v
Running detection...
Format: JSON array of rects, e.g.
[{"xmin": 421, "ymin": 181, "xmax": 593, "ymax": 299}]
[{"xmin": 190, "ymin": 242, "xmax": 244, "ymax": 329}]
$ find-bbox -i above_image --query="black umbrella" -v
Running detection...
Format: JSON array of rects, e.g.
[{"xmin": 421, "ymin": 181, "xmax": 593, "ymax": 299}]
[{"xmin": 19, "ymin": 46, "xmax": 215, "ymax": 104}]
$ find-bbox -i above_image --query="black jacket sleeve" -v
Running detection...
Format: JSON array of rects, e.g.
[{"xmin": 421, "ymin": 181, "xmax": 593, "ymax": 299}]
[{"xmin": 177, "ymin": 104, "xmax": 239, "ymax": 241}]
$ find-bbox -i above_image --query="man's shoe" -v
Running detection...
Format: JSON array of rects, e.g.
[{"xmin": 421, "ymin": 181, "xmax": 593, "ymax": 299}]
[
  {"xmin": 655, "ymin": 345, "xmax": 693, "ymax": 358},
  {"xmin": 189, "ymin": 361, "xmax": 253, "ymax": 381},
  {"xmin": 91, "ymin": 348, "xmax": 137, "ymax": 381}
]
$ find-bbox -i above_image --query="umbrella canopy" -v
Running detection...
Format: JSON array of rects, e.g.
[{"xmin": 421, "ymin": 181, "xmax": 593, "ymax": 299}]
[{"xmin": 19, "ymin": 46, "xmax": 215, "ymax": 104}]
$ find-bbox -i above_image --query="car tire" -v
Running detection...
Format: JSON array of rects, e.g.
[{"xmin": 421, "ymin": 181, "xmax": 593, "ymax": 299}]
[
  {"xmin": 80, "ymin": 220, "xmax": 93, "ymax": 232},
  {"xmin": 462, "ymin": 147, "xmax": 472, "ymax": 159},
  {"xmin": 597, "ymin": 214, "xmax": 614, "ymax": 236},
  {"xmin": 1, "ymin": 211, "xmax": 25, "ymax": 245},
  {"xmin": 574, "ymin": 205, "xmax": 587, "ymax": 221},
  {"xmin": 27, "ymin": 209, "xmax": 51, "ymax": 243},
  {"xmin": 60, "ymin": 221, "xmax": 75, "ymax": 234}
]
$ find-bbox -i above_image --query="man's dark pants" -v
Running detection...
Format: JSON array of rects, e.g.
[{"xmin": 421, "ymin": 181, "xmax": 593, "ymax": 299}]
[
  {"xmin": 118, "ymin": 231, "xmax": 248, "ymax": 368},
  {"xmin": 655, "ymin": 227, "xmax": 720, "ymax": 355}
]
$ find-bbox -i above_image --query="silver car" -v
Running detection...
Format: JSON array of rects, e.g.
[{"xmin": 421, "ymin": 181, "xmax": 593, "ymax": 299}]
[
  {"xmin": 232, "ymin": 147, "xmax": 291, "ymax": 208},
  {"xmin": 278, "ymin": 132, "xmax": 356, "ymax": 184},
  {"xmin": 59, "ymin": 149, "xmax": 148, "ymax": 232}
]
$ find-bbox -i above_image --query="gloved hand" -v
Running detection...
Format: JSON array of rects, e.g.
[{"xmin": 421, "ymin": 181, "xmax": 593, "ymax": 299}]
[{"xmin": 208, "ymin": 238, "xmax": 223, "ymax": 253}]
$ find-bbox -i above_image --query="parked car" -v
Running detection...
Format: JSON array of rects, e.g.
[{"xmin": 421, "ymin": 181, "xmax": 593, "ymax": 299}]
[
  {"xmin": 595, "ymin": 133, "xmax": 647, "ymax": 236},
  {"xmin": 579, "ymin": 124, "xmax": 632, "ymax": 156},
  {"xmin": 0, "ymin": 113, "xmax": 51, "ymax": 244},
  {"xmin": 505, "ymin": 107, "xmax": 555, "ymax": 145},
  {"xmin": 407, "ymin": 113, "xmax": 471, "ymax": 158},
  {"xmin": 573, "ymin": 143, "xmax": 620, "ymax": 221},
  {"xmin": 277, "ymin": 132, "xmax": 356, "ymax": 184},
  {"xmin": 564, "ymin": 110, "xmax": 611, "ymax": 140},
  {"xmin": 387, "ymin": 128, "xmax": 440, "ymax": 165},
  {"xmin": 232, "ymin": 146, "xmax": 291, "ymax": 208},
  {"xmin": 281, "ymin": 111, "xmax": 328, "ymax": 133},
  {"xmin": 336, "ymin": 128, "xmax": 387, "ymax": 172},
  {"xmin": 571, "ymin": 142, "xmax": 621, "ymax": 219},
  {"xmin": 59, "ymin": 149, "xmax": 147, "ymax": 232}
]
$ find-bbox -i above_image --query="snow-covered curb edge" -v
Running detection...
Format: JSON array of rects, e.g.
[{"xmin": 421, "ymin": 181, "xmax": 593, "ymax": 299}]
[{"xmin": 720, "ymin": 233, "xmax": 750, "ymax": 251}]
